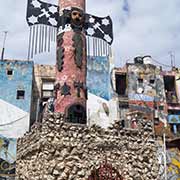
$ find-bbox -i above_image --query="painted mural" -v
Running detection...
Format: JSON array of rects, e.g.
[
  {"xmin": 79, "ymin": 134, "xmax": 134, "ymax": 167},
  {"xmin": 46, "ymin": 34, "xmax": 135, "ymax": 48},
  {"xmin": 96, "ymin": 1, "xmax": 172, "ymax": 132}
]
[
  {"xmin": 0, "ymin": 135, "xmax": 16, "ymax": 178},
  {"xmin": 157, "ymin": 142, "xmax": 180, "ymax": 180},
  {"xmin": 127, "ymin": 64, "xmax": 165, "ymax": 102},
  {"xmin": 0, "ymin": 60, "xmax": 33, "ymax": 112},
  {"xmin": 87, "ymin": 56, "xmax": 117, "ymax": 127},
  {"xmin": 168, "ymin": 115, "xmax": 180, "ymax": 124},
  {"xmin": 166, "ymin": 148, "xmax": 180, "ymax": 180},
  {"xmin": 0, "ymin": 60, "xmax": 33, "ymax": 138},
  {"xmin": 87, "ymin": 56, "xmax": 112, "ymax": 100},
  {"xmin": 127, "ymin": 63, "xmax": 167, "ymax": 122},
  {"xmin": 157, "ymin": 144, "xmax": 165, "ymax": 179}
]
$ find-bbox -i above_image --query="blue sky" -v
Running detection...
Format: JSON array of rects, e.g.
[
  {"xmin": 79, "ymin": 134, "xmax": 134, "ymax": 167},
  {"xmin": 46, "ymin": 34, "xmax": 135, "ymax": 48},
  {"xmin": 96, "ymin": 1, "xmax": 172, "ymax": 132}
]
[{"xmin": 0, "ymin": 0, "xmax": 180, "ymax": 68}]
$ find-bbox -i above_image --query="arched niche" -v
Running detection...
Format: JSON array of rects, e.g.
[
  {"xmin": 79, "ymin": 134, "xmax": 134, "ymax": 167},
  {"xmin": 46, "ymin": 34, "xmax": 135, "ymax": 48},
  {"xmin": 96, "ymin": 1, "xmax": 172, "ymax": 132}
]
[
  {"xmin": 88, "ymin": 160, "xmax": 124, "ymax": 180},
  {"xmin": 66, "ymin": 103, "xmax": 86, "ymax": 124}
]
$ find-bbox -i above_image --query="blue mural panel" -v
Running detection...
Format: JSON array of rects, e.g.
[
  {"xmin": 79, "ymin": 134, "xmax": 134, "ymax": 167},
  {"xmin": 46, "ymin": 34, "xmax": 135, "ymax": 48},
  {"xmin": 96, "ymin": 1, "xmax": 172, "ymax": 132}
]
[
  {"xmin": 0, "ymin": 135, "xmax": 16, "ymax": 177},
  {"xmin": 0, "ymin": 60, "xmax": 33, "ymax": 112},
  {"xmin": 128, "ymin": 93, "xmax": 154, "ymax": 102},
  {"xmin": 168, "ymin": 115, "xmax": 180, "ymax": 124},
  {"xmin": 87, "ymin": 56, "xmax": 112, "ymax": 100}
]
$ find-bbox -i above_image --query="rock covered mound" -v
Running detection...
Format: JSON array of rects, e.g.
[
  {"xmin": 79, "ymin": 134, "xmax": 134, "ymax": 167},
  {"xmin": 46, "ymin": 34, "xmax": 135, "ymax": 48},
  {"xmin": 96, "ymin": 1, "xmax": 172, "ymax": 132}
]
[{"xmin": 16, "ymin": 113, "xmax": 160, "ymax": 180}]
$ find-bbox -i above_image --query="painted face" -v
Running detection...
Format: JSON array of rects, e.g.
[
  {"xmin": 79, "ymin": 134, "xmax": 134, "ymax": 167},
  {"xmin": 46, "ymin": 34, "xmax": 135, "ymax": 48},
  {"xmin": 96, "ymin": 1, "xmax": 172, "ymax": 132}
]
[{"xmin": 71, "ymin": 9, "xmax": 84, "ymax": 28}]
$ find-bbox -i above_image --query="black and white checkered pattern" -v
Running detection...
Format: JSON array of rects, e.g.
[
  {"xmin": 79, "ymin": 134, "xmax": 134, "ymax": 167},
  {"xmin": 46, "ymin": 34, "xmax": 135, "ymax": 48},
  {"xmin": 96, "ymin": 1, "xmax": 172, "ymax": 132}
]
[
  {"xmin": 85, "ymin": 14, "xmax": 113, "ymax": 45},
  {"xmin": 26, "ymin": 0, "xmax": 113, "ymax": 45},
  {"xmin": 26, "ymin": 0, "xmax": 59, "ymax": 27}
]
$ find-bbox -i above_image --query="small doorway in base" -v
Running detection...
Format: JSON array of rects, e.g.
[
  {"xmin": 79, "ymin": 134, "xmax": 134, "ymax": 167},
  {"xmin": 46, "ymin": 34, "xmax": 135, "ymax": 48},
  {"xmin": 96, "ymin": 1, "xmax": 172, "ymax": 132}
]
[
  {"xmin": 66, "ymin": 104, "xmax": 86, "ymax": 124},
  {"xmin": 88, "ymin": 160, "xmax": 124, "ymax": 180}
]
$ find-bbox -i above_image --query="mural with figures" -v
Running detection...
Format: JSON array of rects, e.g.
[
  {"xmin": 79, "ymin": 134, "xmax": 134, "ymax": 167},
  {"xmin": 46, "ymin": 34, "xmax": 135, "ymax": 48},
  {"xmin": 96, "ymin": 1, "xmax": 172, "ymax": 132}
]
[
  {"xmin": 157, "ymin": 143, "xmax": 180, "ymax": 180},
  {"xmin": 0, "ymin": 135, "xmax": 16, "ymax": 178},
  {"xmin": 87, "ymin": 56, "xmax": 112, "ymax": 100},
  {"xmin": 166, "ymin": 148, "xmax": 180, "ymax": 180}
]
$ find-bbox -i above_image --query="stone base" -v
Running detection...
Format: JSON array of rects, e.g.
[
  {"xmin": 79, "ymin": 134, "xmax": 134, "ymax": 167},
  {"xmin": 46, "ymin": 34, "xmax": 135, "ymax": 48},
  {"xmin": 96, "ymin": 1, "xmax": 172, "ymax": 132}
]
[{"xmin": 16, "ymin": 113, "xmax": 160, "ymax": 180}]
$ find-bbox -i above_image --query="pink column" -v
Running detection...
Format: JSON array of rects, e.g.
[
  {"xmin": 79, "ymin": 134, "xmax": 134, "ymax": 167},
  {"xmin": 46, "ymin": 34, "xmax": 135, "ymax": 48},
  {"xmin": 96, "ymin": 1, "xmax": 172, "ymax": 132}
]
[
  {"xmin": 55, "ymin": 0, "xmax": 86, "ymax": 119},
  {"xmin": 59, "ymin": 0, "xmax": 85, "ymax": 10}
]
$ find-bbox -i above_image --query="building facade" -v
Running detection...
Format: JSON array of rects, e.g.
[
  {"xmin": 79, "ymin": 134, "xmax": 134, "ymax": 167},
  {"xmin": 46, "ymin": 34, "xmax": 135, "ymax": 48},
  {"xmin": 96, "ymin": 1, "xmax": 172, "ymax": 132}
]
[
  {"xmin": 0, "ymin": 59, "xmax": 33, "ymax": 179},
  {"xmin": 113, "ymin": 56, "xmax": 180, "ymax": 138},
  {"xmin": 31, "ymin": 64, "xmax": 55, "ymax": 124},
  {"xmin": 0, "ymin": 60, "xmax": 33, "ymax": 138}
]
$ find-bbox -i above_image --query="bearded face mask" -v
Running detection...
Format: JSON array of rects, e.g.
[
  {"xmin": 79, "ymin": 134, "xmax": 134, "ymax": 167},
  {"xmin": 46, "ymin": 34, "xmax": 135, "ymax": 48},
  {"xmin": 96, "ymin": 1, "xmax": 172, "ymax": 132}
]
[{"xmin": 70, "ymin": 8, "xmax": 84, "ymax": 31}]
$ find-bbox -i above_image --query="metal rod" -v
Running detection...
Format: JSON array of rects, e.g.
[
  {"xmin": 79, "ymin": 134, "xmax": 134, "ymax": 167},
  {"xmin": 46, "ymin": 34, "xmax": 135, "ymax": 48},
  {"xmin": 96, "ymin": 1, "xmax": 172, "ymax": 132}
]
[
  {"xmin": 48, "ymin": 26, "xmax": 51, "ymax": 52},
  {"xmin": 28, "ymin": 27, "xmax": 32, "ymax": 60},
  {"xmin": 35, "ymin": 25, "xmax": 38, "ymax": 54},
  {"xmin": 31, "ymin": 26, "xmax": 35, "ymax": 58},
  {"xmin": 163, "ymin": 132, "xmax": 167, "ymax": 180},
  {"xmin": 1, "ymin": 31, "xmax": 8, "ymax": 60},
  {"xmin": 44, "ymin": 26, "xmax": 47, "ymax": 52},
  {"xmin": 36, "ymin": 98, "xmax": 40, "ymax": 122},
  {"xmin": 39, "ymin": 25, "xmax": 42, "ymax": 53}
]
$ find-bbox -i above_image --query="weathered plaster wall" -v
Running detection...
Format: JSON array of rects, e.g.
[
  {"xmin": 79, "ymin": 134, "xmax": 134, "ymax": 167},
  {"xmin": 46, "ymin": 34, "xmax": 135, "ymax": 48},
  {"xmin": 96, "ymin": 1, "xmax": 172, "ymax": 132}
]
[
  {"xmin": 16, "ymin": 114, "xmax": 160, "ymax": 180},
  {"xmin": 31, "ymin": 64, "xmax": 55, "ymax": 121},
  {"xmin": 0, "ymin": 99, "xmax": 30, "ymax": 139},
  {"xmin": 0, "ymin": 60, "xmax": 33, "ymax": 112},
  {"xmin": 0, "ymin": 60, "xmax": 33, "ymax": 138},
  {"xmin": 33, "ymin": 64, "xmax": 55, "ymax": 98}
]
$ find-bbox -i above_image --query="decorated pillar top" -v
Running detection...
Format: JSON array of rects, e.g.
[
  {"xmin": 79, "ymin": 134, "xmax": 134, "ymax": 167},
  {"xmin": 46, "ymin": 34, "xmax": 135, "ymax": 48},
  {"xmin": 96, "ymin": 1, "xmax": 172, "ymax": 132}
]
[{"xmin": 59, "ymin": 0, "xmax": 85, "ymax": 11}]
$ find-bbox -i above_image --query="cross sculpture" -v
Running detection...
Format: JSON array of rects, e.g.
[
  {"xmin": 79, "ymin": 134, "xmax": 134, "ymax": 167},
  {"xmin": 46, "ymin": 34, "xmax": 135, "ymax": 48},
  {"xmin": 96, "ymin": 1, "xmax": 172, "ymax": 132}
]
[{"xmin": 26, "ymin": 0, "xmax": 113, "ymax": 121}]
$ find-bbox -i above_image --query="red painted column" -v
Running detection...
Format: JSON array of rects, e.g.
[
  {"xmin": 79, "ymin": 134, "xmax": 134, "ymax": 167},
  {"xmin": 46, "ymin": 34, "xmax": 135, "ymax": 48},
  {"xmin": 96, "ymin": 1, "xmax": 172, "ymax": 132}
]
[{"xmin": 55, "ymin": 0, "xmax": 86, "ymax": 117}]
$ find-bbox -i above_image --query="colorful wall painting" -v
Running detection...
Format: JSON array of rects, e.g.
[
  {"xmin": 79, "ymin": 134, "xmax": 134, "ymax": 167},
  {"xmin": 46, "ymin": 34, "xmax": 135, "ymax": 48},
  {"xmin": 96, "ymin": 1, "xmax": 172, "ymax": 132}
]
[{"xmin": 0, "ymin": 135, "xmax": 16, "ymax": 178}]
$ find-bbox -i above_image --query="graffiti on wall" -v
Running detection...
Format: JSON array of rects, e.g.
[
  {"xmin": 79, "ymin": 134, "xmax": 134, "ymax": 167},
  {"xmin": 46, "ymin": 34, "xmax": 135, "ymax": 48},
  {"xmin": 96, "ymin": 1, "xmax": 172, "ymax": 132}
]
[
  {"xmin": 127, "ymin": 64, "xmax": 165, "ymax": 101},
  {"xmin": 0, "ymin": 135, "xmax": 16, "ymax": 177},
  {"xmin": 157, "ymin": 144, "xmax": 180, "ymax": 180},
  {"xmin": 157, "ymin": 145, "xmax": 165, "ymax": 180},
  {"xmin": 127, "ymin": 64, "xmax": 167, "ymax": 123},
  {"xmin": 87, "ymin": 56, "xmax": 112, "ymax": 100},
  {"xmin": 166, "ymin": 148, "xmax": 180, "ymax": 180}
]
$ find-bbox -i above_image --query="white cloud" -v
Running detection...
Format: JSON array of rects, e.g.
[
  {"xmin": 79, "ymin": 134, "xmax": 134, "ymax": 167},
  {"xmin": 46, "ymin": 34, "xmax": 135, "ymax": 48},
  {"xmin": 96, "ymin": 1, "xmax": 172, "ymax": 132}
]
[{"xmin": 0, "ymin": 0, "xmax": 180, "ymax": 68}]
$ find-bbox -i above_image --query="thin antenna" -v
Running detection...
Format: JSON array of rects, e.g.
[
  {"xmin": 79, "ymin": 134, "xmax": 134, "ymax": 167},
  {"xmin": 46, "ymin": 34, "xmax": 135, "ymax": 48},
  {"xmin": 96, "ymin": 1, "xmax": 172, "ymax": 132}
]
[
  {"xmin": 173, "ymin": 52, "xmax": 176, "ymax": 67},
  {"xmin": 169, "ymin": 51, "xmax": 175, "ymax": 68},
  {"xmin": 1, "ymin": 31, "xmax": 8, "ymax": 60}
]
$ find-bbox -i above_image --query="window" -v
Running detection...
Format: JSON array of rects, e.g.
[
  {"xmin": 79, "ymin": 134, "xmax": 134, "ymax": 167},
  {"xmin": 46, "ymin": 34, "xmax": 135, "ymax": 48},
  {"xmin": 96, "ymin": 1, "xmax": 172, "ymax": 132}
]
[
  {"xmin": 138, "ymin": 78, "xmax": 143, "ymax": 84},
  {"xmin": 150, "ymin": 79, "xmax": 155, "ymax": 84},
  {"xmin": 119, "ymin": 102, "xmax": 129, "ymax": 109},
  {"xmin": 159, "ymin": 105, "xmax": 164, "ymax": 111},
  {"xmin": 115, "ymin": 74, "xmax": 127, "ymax": 96},
  {"xmin": 164, "ymin": 76, "xmax": 175, "ymax": 91},
  {"xmin": 168, "ymin": 110, "xmax": 180, "ymax": 115},
  {"xmin": 164, "ymin": 75, "xmax": 178, "ymax": 103},
  {"xmin": 170, "ymin": 124, "xmax": 180, "ymax": 135},
  {"xmin": 7, "ymin": 69, "xmax": 13, "ymax": 76},
  {"xmin": 16, "ymin": 90, "xmax": 25, "ymax": 99},
  {"xmin": 42, "ymin": 81, "xmax": 54, "ymax": 99}
]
